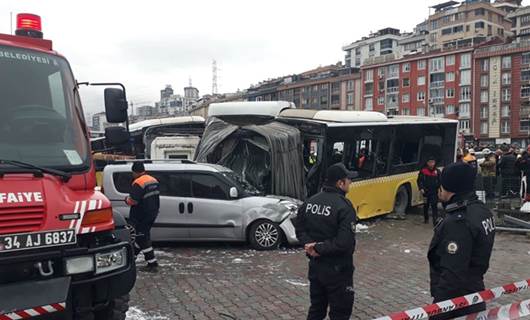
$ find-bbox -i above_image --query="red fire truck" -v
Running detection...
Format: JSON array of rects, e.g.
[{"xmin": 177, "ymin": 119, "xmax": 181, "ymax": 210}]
[{"xmin": 0, "ymin": 14, "xmax": 136, "ymax": 319}]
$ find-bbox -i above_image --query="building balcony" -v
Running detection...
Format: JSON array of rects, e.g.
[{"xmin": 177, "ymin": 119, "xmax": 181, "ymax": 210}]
[
  {"xmin": 430, "ymin": 81, "xmax": 445, "ymax": 88},
  {"xmin": 429, "ymin": 97, "xmax": 445, "ymax": 104},
  {"xmin": 387, "ymin": 87, "xmax": 399, "ymax": 93}
]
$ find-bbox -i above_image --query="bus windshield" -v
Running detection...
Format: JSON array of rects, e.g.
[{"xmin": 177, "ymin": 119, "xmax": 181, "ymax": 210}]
[{"xmin": 0, "ymin": 45, "xmax": 89, "ymax": 171}]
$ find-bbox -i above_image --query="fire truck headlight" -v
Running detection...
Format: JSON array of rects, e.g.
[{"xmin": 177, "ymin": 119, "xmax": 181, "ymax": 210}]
[
  {"xmin": 95, "ymin": 247, "xmax": 127, "ymax": 275},
  {"xmin": 65, "ymin": 256, "xmax": 94, "ymax": 275}
]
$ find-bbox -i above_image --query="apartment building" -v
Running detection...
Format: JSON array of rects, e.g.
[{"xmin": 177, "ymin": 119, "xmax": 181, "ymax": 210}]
[
  {"xmin": 427, "ymin": 0, "xmax": 513, "ymax": 49},
  {"xmin": 247, "ymin": 64, "xmax": 362, "ymax": 111}
]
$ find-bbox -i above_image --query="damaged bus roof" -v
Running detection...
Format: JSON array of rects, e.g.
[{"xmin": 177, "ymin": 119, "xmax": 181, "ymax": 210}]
[
  {"xmin": 278, "ymin": 109, "xmax": 458, "ymax": 126},
  {"xmin": 129, "ymin": 116, "xmax": 205, "ymax": 133}
]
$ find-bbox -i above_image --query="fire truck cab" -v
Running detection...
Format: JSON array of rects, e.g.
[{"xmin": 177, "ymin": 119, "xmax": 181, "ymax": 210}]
[{"xmin": 0, "ymin": 14, "xmax": 136, "ymax": 319}]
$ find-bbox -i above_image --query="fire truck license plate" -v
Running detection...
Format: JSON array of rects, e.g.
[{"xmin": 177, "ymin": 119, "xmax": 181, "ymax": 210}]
[{"xmin": 0, "ymin": 229, "xmax": 76, "ymax": 252}]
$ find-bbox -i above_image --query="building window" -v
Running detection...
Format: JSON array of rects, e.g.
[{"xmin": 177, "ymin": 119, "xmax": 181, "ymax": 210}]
[
  {"xmin": 446, "ymin": 55, "xmax": 455, "ymax": 66},
  {"xmin": 364, "ymin": 98, "xmax": 373, "ymax": 110},
  {"xmin": 418, "ymin": 60, "xmax": 426, "ymax": 70},
  {"xmin": 502, "ymin": 88, "xmax": 511, "ymax": 102},
  {"xmin": 480, "ymin": 75, "xmax": 489, "ymax": 87},
  {"xmin": 365, "ymin": 70, "xmax": 374, "ymax": 82},
  {"xmin": 402, "ymin": 108, "xmax": 410, "ymax": 115},
  {"xmin": 522, "ymin": 14, "xmax": 530, "ymax": 27},
  {"xmin": 480, "ymin": 106, "xmax": 488, "ymax": 119},
  {"xmin": 459, "ymin": 120, "xmax": 470, "ymax": 131},
  {"xmin": 502, "ymin": 72, "xmax": 511, "ymax": 86},
  {"xmin": 378, "ymin": 96, "xmax": 385, "ymax": 105},
  {"xmin": 347, "ymin": 80, "xmax": 355, "ymax": 91},
  {"xmin": 313, "ymin": 85, "xmax": 319, "ymax": 92},
  {"xmin": 460, "ymin": 103, "xmax": 470, "ymax": 117},
  {"xmin": 522, "ymin": 52, "xmax": 530, "ymax": 65},
  {"xmin": 480, "ymin": 121, "xmax": 489, "ymax": 134},
  {"xmin": 501, "ymin": 120, "xmax": 510, "ymax": 134},
  {"xmin": 447, "ymin": 104, "xmax": 455, "ymax": 114},
  {"xmin": 480, "ymin": 59, "xmax": 489, "ymax": 72},
  {"xmin": 460, "ymin": 53, "xmax": 471, "ymax": 69},
  {"xmin": 378, "ymin": 67, "xmax": 385, "ymax": 77},
  {"xmin": 402, "ymin": 63, "xmax": 410, "ymax": 72},
  {"xmin": 417, "ymin": 91, "xmax": 425, "ymax": 101},
  {"xmin": 460, "ymin": 70, "xmax": 471, "ymax": 85},
  {"xmin": 520, "ymin": 120, "xmax": 530, "ymax": 132},
  {"xmin": 402, "ymin": 93, "xmax": 410, "ymax": 103},
  {"xmin": 502, "ymin": 105, "xmax": 510, "ymax": 117},
  {"xmin": 447, "ymin": 72, "xmax": 455, "ymax": 82},
  {"xmin": 475, "ymin": 21, "xmax": 485, "ymax": 29},
  {"xmin": 475, "ymin": 8, "xmax": 485, "ymax": 16},
  {"xmin": 321, "ymin": 84, "xmax": 328, "ymax": 90},
  {"xmin": 347, "ymin": 93, "xmax": 354, "ymax": 105},
  {"xmin": 502, "ymin": 56, "xmax": 512, "ymax": 69},
  {"xmin": 447, "ymin": 88, "xmax": 455, "ymax": 98},
  {"xmin": 522, "ymin": 85, "xmax": 530, "ymax": 98},
  {"xmin": 460, "ymin": 87, "xmax": 471, "ymax": 101},
  {"xmin": 481, "ymin": 90, "xmax": 489, "ymax": 103},
  {"xmin": 418, "ymin": 76, "xmax": 426, "ymax": 86},
  {"xmin": 417, "ymin": 107, "xmax": 425, "ymax": 116},
  {"xmin": 430, "ymin": 57, "xmax": 444, "ymax": 72},
  {"xmin": 402, "ymin": 78, "xmax": 410, "ymax": 87}
]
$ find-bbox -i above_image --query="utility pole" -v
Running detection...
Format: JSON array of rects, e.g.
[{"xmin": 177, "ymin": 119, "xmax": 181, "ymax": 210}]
[
  {"xmin": 10, "ymin": 12, "xmax": 13, "ymax": 35},
  {"xmin": 212, "ymin": 59, "xmax": 218, "ymax": 95}
]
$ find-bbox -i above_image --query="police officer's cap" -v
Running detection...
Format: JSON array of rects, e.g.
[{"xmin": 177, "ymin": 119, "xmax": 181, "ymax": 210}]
[
  {"xmin": 131, "ymin": 162, "xmax": 145, "ymax": 173},
  {"xmin": 325, "ymin": 163, "xmax": 358, "ymax": 184},
  {"xmin": 440, "ymin": 162, "xmax": 475, "ymax": 194}
]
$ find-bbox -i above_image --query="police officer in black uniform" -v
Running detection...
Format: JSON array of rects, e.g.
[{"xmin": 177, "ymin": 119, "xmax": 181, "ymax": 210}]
[
  {"xmin": 296, "ymin": 163, "xmax": 357, "ymax": 320},
  {"xmin": 429, "ymin": 162, "xmax": 495, "ymax": 320},
  {"xmin": 126, "ymin": 162, "xmax": 160, "ymax": 272}
]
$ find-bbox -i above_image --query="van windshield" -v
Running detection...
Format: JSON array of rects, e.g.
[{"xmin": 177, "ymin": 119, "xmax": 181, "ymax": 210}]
[
  {"xmin": 0, "ymin": 45, "xmax": 89, "ymax": 171},
  {"xmin": 222, "ymin": 171, "xmax": 263, "ymax": 196}
]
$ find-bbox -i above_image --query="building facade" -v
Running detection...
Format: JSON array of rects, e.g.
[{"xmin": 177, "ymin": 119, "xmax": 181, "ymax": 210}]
[
  {"xmin": 508, "ymin": 5, "xmax": 530, "ymax": 42},
  {"xmin": 427, "ymin": 0, "xmax": 514, "ymax": 49},
  {"xmin": 474, "ymin": 42, "xmax": 530, "ymax": 145},
  {"xmin": 247, "ymin": 64, "xmax": 362, "ymax": 111},
  {"xmin": 361, "ymin": 40, "xmax": 530, "ymax": 145},
  {"xmin": 343, "ymin": 28, "xmax": 405, "ymax": 68}
]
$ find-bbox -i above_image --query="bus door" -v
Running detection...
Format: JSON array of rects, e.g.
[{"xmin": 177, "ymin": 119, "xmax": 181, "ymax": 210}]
[{"xmin": 303, "ymin": 136, "xmax": 324, "ymax": 197}]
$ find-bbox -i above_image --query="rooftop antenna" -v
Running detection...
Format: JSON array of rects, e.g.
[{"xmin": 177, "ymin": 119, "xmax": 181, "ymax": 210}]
[
  {"xmin": 212, "ymin": 59, "xmax": 218, "ymax": 95},
  {"xmin": 189, "ymin": 77, "xmax": 192, "ymax": 87}
]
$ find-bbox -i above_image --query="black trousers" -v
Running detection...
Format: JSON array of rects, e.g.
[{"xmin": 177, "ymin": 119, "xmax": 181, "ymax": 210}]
[
  {"xmin": 483, "ymin": 176, "xmax": 496, "ymax": 198},
  {"xmin": 423, "ymin": 194, "xmax": 438, "ymax": 224},
  {"xmin": 130, "ymin": 215, "xmax": 157, "ymax": 264},
  {"xmin": 307, "ymin": 261, "xmax": 354, "ymax": 320}
]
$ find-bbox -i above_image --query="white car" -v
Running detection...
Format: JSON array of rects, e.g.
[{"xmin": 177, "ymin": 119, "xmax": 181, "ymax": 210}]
[{"xmin": 103, "ymin": 161, "xmax": 300, "ymax": 250}]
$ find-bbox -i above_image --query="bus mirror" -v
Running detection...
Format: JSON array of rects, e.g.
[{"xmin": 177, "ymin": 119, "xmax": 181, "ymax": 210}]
[
  {"xmin": 104, "ymin": 88, "xmax": 128, "ymax": 123},
  {"xmin": 105, "ymin": 126, "xmax": 130, "ymax": 146}
]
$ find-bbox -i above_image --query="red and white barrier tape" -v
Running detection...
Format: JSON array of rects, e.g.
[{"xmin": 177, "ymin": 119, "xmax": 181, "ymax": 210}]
[
  {"xmin": 0, "ymin": 302, "xmax": 66, "ymax": 320},
  {"xmin": 373, "ymin": 279, "xmax": 530, "ymax": 320},
  {"xmin": 455, "ymin": 298, "xmax": 530, "ymax": 320}
]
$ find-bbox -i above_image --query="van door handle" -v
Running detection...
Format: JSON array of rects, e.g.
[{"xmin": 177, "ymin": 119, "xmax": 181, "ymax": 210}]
[
  {"xmin": 187, "ymin": 203, "xmax": 193, "ymax": 214},
  {"xmin": 179, "ymin": 203, "xmax": 185, "ymax": 214}
]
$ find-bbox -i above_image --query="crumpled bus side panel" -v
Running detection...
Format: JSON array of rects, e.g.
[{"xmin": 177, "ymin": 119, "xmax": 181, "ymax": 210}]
[{"xmin": 195, "ymin": 117, "xmax": 305, "ymax": 200}]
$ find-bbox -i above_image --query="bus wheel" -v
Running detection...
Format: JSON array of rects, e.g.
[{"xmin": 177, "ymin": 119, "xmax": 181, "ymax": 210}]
[{"xmin": 393, "ymin": 185, "xmax": 409, "ymax": 217}]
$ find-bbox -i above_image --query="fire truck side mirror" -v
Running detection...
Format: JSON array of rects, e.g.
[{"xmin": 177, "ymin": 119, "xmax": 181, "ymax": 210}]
[
  {"xmin": 105, "ymin": 126, "xmax": 130, "ymax": 146},
  {"xmin": 104, "ymin": 88, "xmax": 128, "ymax": 123}
]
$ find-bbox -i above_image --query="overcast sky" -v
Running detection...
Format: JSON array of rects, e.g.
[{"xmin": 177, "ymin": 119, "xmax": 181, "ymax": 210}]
[{"xmin": 1, "ymin": 0, "xmax": 525, "ymax": 117}]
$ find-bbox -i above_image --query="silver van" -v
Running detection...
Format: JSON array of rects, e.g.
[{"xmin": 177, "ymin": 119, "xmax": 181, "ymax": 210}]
[{"xmin": 102, "ymin": 161, "xmax": 299, "ymax": 250}]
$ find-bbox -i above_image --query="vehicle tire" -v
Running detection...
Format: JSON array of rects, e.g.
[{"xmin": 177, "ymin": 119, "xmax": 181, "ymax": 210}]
[
  {"xmin": 94, "ymin": 294, "xmax": 130, "ymax": 320},
  {"xmin": 393, "ymin": 185, "xmax": 409, "ymax": 216},
  {"xmin": 249, "ymin": 220, "xmax": 282, "ymax": 250}
]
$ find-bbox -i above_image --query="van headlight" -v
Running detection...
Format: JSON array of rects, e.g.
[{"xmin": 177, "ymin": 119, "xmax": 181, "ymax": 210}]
[
  {"xmin": 95, "ymin": 247, "xmax": 127, "ymax": 275},
  {"xmin": 280, "ymin": 200, "xmax": 299, "ymax": 219}
]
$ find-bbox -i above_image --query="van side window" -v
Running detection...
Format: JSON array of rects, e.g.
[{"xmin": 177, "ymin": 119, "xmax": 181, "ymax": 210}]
[
  {"xmin": 113, "ymin": 172, "xmax": 132, "ymax": 194},
  {"xmin": 192, "ymin": 174, "xmax": 229, "ymax": 200}
]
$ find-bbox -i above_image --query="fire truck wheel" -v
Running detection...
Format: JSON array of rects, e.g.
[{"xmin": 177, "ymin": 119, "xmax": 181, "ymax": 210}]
[{"xmin": 95, "ymin": 294, "xmax": 130, "ymax": 320}]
